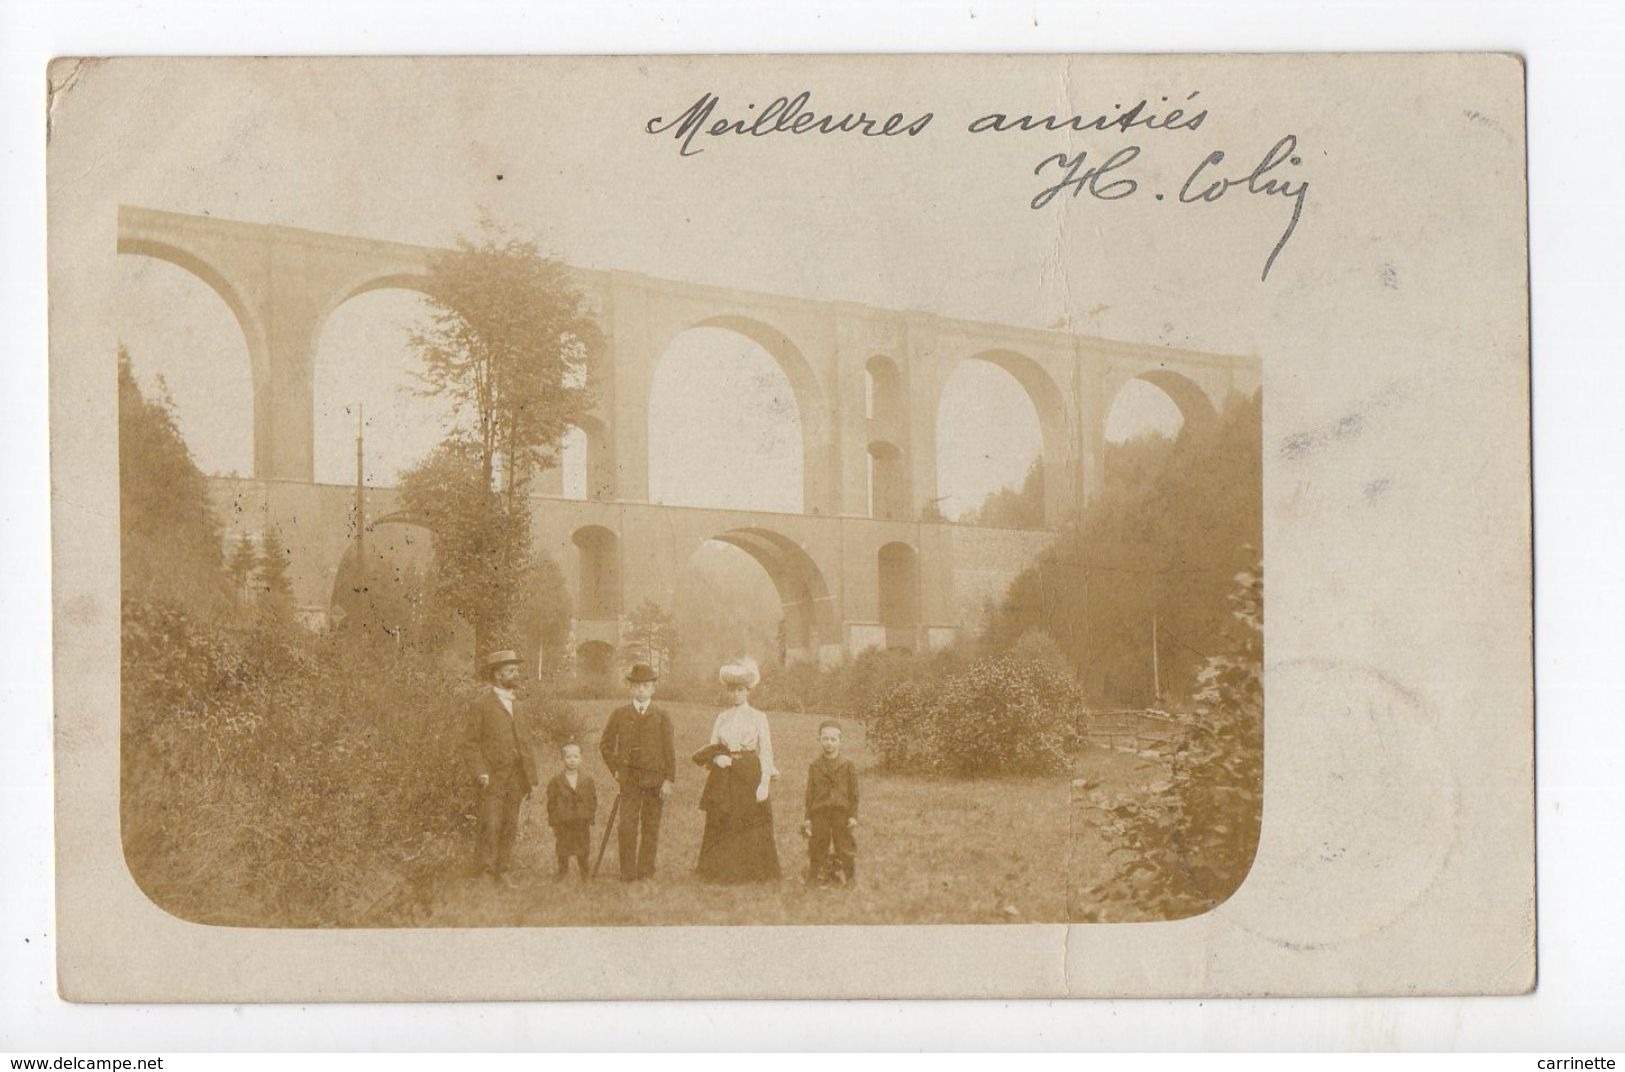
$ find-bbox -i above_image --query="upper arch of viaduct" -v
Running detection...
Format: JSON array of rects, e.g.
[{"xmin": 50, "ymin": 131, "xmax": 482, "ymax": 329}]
[{"xmin": 119, "ymin": 204, "xmax": 1261, "ymax": 527}]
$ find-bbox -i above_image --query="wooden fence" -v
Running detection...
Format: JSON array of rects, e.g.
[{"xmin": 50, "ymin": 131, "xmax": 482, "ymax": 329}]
[{"xmin": 1076, "ymin": 708, "xmax": 1185, "ymax": 757}]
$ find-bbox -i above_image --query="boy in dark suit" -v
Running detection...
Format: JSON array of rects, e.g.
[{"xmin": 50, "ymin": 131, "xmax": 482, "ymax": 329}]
[
  {"xmin": 459, "ymin": 650, "xmax": 542, "ymax": 887},
  {"xmin": 801, "ymin": 720, "xmax": 859, "ymax": 887},
  {"xmin": 597, "ymin": 663, "xmax": 675, "ymax": 881},
  {"xmin": 545, "ymin": 741, "xmax": 599, "ymax": 879}
]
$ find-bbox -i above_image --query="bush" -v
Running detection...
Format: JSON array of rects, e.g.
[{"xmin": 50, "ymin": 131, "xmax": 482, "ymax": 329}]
[
  {"xmin": 1073, "ymin": 563, "xmax": 1264, "ymax": 922},
  {"xmin": 120, "ymin": 596, "xmax": 576, "ymax": 926},
  {"xmin": 749, "ymin": 661, "xmax": 836, "ymax": 715},
  {"xmin": 864, "ymin": 646, "xmax": 1083, "ymax": 776},
  {"xmin": 530, "ymin": 688, "xmax": 586, "ymax": 749}
]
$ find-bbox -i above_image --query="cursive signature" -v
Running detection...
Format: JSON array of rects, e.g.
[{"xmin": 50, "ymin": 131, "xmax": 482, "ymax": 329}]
[
  {"xmin": 1179, "ymin": 134, "xmax": 1310, "ymax": 281},
  {"xmin": 1030, "ymin": 146, "xmax": 1142, "ymax": 209}
]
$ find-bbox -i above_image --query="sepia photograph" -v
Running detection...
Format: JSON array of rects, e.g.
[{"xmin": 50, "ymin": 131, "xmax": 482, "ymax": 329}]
[
  {"xmin": 114, "ymin": 165, "xmax": 1262, "ymax": 930},
  {"xmin": 48, "ymin": 52, "xmax": 1532, "ymax": 1000}
]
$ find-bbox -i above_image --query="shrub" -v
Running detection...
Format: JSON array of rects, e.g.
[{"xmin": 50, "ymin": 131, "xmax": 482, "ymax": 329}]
[
  {"xmin": 120, "ymin": 596, "xmax": 577, "ymax": 926},
  {"xmin": 530, "ymin": 689, "xmax": 586, "ymax": 748},
  {"xmin": 750, "ymin": 661, "xmax": 835, "ymax": 715},
  {"xmin": 864, "ymin": 646, "xmax": 1083, "ymax": 776},
  {"xmin": 1073, "ymin": 563, "xmax": 1264, "ymax": 922}
]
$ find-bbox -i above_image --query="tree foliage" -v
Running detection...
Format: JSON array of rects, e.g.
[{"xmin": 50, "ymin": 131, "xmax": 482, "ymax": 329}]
[
  {"xmin": 118, "ymin": 345, "xmax": 231, "ymax": 616},
  {"xmin": 258, "ymin": 528, "xmax": 293, "ymax": 605},
  {"xmin": 227, "ymin": 532, "xmax": 259, "ymax": 601},
  {"xmin": 985, "ymin": 392, "xmax": 1262, "ymax": 706},
  {"xmin": 409, "ymin": 224, "xmax": 598, "ymax": 503},
  {"xmin": 962, "ymin": 457, "xmax": 1046, "ymax": 529},
  {"xmin": 398, "ymin": 440, "xmax": 533, "ymax": 659},
  {"xmin": 622, "ymin": 598, "xmax": 681, "ymax": 676},
  {"xmin": 1073, "ymin": 561, "xmax": 1264, "ymax": 922},
  {"xmin": 515, "ymin": 553, "xmax": 573, "ymax": 674},
  {"xmin": 399, "ymin": 224, "xmax": 599, "ymax": 664}
]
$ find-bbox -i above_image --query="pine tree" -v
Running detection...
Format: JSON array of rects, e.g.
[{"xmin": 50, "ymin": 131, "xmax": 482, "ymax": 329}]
[
  {"xmin": 258, "ymin": 529, "xmax": 293, "ymax": 603},
  {"xmin": 228, "ymin": 532, "xmax": 259, "ymax": 601}
]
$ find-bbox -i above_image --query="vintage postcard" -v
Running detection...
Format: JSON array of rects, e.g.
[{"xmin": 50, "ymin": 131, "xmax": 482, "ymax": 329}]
[{"xmin": 47, "ymin": 54, "xmax": 1532, "ymax": 999}]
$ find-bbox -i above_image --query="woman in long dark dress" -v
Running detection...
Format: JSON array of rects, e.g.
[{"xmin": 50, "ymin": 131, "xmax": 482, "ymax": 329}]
[{"xmin": 693, "ymin": 658, "xmax": 781, "ymax": 884}]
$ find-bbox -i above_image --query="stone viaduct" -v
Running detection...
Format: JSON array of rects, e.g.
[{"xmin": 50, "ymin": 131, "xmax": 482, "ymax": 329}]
[{"xmin": 119, "ymin": 205, "xmax": 1261, "ymax": 670}]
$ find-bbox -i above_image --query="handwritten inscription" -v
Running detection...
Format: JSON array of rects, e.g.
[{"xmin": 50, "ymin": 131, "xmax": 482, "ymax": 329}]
[
  {"xmin": 646, "ymin": 92, "xmax": 933, "ymax": 158},
  {"xmin": 1178, "ymin": 136, "xmax": 1309, "ymax": 282},
  {"xmin": 1030, "ymin": 147, "xmax": 1142, "ymax": 209},
  {"xmin": 967, "ymin": 93, "xmax": 1208, "ymax": 135},
  {"xmin": 1030, "ymin": 135, "xmax": 1309, "ymax": 281},
  {"xmin": 646, "ymin": 90, "xmax": 1313, "ymax": 282}
]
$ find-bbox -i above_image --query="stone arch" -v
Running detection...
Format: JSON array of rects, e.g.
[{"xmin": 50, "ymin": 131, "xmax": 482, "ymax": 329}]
[
  {"xmin": 1107, "ymin": 367, "xmax": 1220, "ymax": 433},
  {"xmin": 575, "ymin": 639, "xmax": 616, "ymax": 680},
  {"xmin": 117, "ymin": 236, "xmax": 268, "ymax": 476},
  {"xmin": 572, "ymin": 525, "xmax": 621, "ymax": 620},
  {"xmin": 310, "ymin": 285, "xmax": 452, "ymax": 486},
  {"xmin": 939, "ymin": 348, "xmax": 1072, "ymax": 528},
  {"xmin": 650, "ymin": 314, "xmax": 832, "ymax": 514},
  {"xmin": 539, "ymin": 416, "xmax": 614, "ymax": 500},
  {"xmin": 332, "ymin": 271, "xmax": 436, "ymax": 312},
  {"xmin": 116, "ymin": 235, "xmax": 270, "ymax": 377},
  {"xmin": 706, "ymin": 526, "xmax": 836, "ymax": 664},
  {"xmin": 326, "ymin": 514, "xmax": 435, "ymax": 624},
  {"xmin": 877, "ymin": 541, "xmax": 921, "ymax": 651},
  {"xmin": 865, "ymin": 354, "xmax": 904, "ymax": 423}
]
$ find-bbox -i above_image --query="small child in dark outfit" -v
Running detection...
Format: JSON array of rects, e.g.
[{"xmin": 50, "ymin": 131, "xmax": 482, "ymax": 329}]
[
  {"xmin": 545, "ymin": 742, "xmax": 598, "ymax": 879},
  {"xmin": 800, "ymin": 720, "xmax": 859, "ymax": 886}
]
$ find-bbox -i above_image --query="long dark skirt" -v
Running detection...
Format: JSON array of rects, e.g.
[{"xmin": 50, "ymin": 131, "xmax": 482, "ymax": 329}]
[{"xmin": 696, "ymin": 751, "xmax": 781, "ymax": 884}]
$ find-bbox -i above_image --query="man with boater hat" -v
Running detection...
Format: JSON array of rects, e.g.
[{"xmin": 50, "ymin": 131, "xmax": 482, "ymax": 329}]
[
  {"xmin": 460, "ymin": 649, "xmax": 541, "ymax": 887},
  {"xmin": 597, "ymin": 662, "xmax": 675, "ymax": 881}
]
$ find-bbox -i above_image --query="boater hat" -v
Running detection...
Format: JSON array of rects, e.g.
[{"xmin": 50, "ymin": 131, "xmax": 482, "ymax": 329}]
[
  {"xmin": 624, "ymin": 662, "xmax": 660, "ymax": 683},
  {"xmin": 483, "ymin": 649, "xmax": 522, "ymax": 670}
]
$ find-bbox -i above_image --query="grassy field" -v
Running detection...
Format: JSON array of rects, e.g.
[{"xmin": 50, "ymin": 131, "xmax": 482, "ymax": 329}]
[{"xmin": 410, "ymin": 700, "xmax": 1163, "ymax": 926}]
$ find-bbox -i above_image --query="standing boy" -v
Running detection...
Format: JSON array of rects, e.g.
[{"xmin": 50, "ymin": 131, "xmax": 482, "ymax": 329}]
[
  {"xmin": 545, "ymin": 742, "xmax": 599, "ymax": 879},
  {"xmin": 801, "ymin": 719, "xmax": 859, "ymax": 886},
  {"xmin": 597, "ymin": 663, "xmax": 675, "ymax": 881},
  {"xmin": 459, "ymin": 650, "xmax": 541, "ymax": 887}
]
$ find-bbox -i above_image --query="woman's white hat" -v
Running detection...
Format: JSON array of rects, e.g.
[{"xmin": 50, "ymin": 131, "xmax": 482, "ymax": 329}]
[{"xmin": 718, "ymin": 657, "xmax": 761, "ymax": 689}]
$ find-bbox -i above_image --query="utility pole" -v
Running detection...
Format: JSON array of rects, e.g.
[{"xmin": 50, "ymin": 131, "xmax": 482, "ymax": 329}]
[
  {"xmin": 1151, "ymin": 612, "xmax": 1162, "ymax": 703},
  {"xmin": 1150, "ymin": 571, "xmax": 1162, "ymax": 703},
  {"xmin": 1073, "ymin": 347, "xmax": 1088, "ymax": 531},
  {"xmin": 354, "ymin": 404, "xmax": 366, "ymax": 582}
]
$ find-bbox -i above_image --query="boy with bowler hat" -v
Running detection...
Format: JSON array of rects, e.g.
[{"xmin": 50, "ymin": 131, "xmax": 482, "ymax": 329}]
[
  {"xmin": 460, "ymin": 650, "xmax": 541, "ymax": 887},
  {"xmin": 597, "ymin": 663, "xmax": 675, "ymax": 881}
]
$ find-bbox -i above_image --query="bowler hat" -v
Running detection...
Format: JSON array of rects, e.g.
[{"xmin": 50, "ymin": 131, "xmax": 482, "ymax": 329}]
[
  {"xmin": 483, "ymin": 649, "xmax": 522, "ymax": 670},
  {"xmin": 624, "ymin": 662, "xmax": 659, "ymax": 683}
]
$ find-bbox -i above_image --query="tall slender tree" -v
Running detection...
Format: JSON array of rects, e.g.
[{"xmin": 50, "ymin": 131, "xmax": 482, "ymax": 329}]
[{"xmin": 399, "ymin": 223, "xmax": 599, "ymax": 664}]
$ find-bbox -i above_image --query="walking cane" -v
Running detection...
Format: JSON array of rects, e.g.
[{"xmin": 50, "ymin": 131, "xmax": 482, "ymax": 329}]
[{"xmin": 592, "ymin": 792, "xmax": 622, "ymax": 877}]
